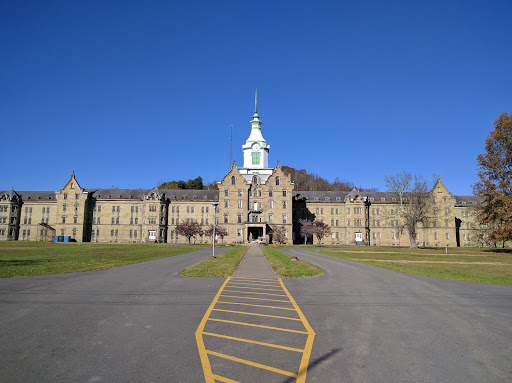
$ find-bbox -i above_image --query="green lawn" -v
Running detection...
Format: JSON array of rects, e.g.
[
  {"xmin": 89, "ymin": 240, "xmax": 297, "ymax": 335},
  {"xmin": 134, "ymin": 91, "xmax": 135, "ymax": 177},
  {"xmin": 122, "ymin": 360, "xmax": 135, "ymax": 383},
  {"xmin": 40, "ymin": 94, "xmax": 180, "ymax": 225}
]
[
  {"xmin": 308, "ymin": 246, "xmax": 512, "ymax": 286},
  {"xmin": 262, "ymin": 246, "xmax": 324, "ymax": 278},
  {"xmin": 180, "ymin": 245, "xmax": 248, "ymax": 277},
  {"xmin": 0, "ymin": 242, "xmax": 197, "ymax": 277}
]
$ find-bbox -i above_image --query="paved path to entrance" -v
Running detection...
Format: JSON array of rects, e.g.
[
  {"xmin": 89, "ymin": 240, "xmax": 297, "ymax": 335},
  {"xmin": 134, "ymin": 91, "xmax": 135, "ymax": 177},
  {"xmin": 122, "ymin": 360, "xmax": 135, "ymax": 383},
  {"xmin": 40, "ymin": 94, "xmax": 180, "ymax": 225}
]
[
  {"xmin": 195, "ymin": 244, "xmax": 316, "ymax": 382},
  {"xmin": 232, "ymin": 243, "xmax": 277, "ymax": 279}
]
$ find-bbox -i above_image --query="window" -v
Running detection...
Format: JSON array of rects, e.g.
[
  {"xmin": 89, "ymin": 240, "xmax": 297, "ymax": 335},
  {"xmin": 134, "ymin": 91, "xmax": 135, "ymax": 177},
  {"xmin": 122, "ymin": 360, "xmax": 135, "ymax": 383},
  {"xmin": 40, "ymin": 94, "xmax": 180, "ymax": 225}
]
[
  {"xmin": 62, "ymin": 216, "xmax": 66, "ymax": 224},
  {"xmin": 224, "ymin": 200, "xmax": 229, "ymax": 208},
  {"xmin": 72, "ymin": 228, "xmax": 76, "ymax": 237},
  {"xmin": 186, "ymin": 206, "xmax": 190, "ymax": 213},
  {"xmin": 150, "ymin": 205, "xmax": 157, "ymax": 212},
  {"xmin": 225, "ymin": 190, "xmax": 229, "ymax": 197},
  {"xmin": 205, "ymin": 207, "xmax": 209, "ymax": 214},
  {"xmin": 347, "ymin": 219, "xmax": 350, "ymax": 226},
  {"xmin": 282, "ymin": 191, "xmax": 287, "ymax": 197},
  {"xmin": 320, "ymin": 208, "xmax": 324, "ymax": 214},
  {"xmin": 269, "ymin": 200, "xmax": 273, "ymax": 208},
  {"xmin": 64, "ymin": 193, "xmax": 67, "ymax": 200},
  {"xmin": 238, "ymin": 200, "xmax": 243, "ymax": 208},
  {"xmin": 73, "ymin": 216, "xmax": 77, "ymax": 224},
  {"xmin": 63, "ymin": 204, "xmax": 67, "ymax": 212},
  {"xmin": 253, "ymin": 189, "xmax": 258, "ymax": 197},
  {"xmin": 148, "ymin": 217, "xmax": 157, "ymax": 224},
  {"xmin": 231, "ymin": 176, "xmax": 236, "ymax": 185},
  {"xmin": 347, "ymin": 208, "xmax": 350, "ymax": 214},
  {"xmin": 148, "ymin": 230, "xmax": 156, "ymax": 240},
  {"xmin": 446, "ymin": 232, "xmax": 450, "ymax": 240},
  {"xmin": 276, "ymin": 177, "xmax": 280, "ymax": 186},
  {"xmin": 252, "ymin": 153, "xmax": 260, "ymax": 165},
  {"xmin": 237, "ymin": 214, "xmax": 242, "ymax": 223},
  {"xmin": 282, "ymin": 214, "xmax": 287, "ymax": 224},
  {"xmin": 238, "ymin": 189, "xmax": 243, "ymax": 196},
  {"xmin": 282, "ymin": 201, "xmax": 287, "ymax": 209},
  {"xmin": 269, "ymin": 191, "xmax": 273, "ymax": 197},
  {"xmin": 224, "ymin": 214, "xmax": 228, "ymax": 223},
  {"xmin": 268, "ymin": 214, "xmax": 273, "ymax": 223},
  {"xmin": 445, "ymin": 220, "xmax": 449, "ymax": 228},
  {"xmin": 172, "ymin": 206, "xmax": 175, "ymax": 213},
  {"xmin": 354, "ymin": 207, "xmax": 362, "ymax": 214}
]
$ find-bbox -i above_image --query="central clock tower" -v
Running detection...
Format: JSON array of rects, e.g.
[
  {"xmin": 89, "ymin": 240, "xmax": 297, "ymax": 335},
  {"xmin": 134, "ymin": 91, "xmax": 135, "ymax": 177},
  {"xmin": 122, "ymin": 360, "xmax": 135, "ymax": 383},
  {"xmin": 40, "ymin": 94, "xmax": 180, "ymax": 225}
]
[{"xmin": 240, "ymin": 91, "xmax": 272, "ymax": 183}]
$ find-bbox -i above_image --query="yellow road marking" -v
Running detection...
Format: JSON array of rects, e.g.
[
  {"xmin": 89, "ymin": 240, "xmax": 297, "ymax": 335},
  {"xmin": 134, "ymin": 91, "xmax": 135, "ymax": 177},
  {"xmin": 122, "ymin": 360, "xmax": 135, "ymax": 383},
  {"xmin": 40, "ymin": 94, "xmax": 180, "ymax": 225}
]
[
  {"xmin": 213, "ymin": 308, "xmax": 301, "ymax": 321},
  {"xmin": 202, "ymin": 331, "xmax": 305, "ymax": 352},
  {"xmin": 206, "ymin": 350, "xmax": 298, "ymax": 378},
  {"xmin": 195, "ymin": 277, "xmax": 231, "ymax": 383},
  {"xmin": 230, "ymin": 277, "xmax": 278, "ymax": 281},
  {"xmin": 220, "ymin": 294, "xmax": 291, "ymax": 303},
  {"xmin": 227, "ymin": 281, "xmax": 282, "ymax": 287},
  {"xmin": 196, "ymin": 277, "xmax": 316, "ymax": 382},
  {"xmin": 208, "ymin": 318, "xmax": 309, "ymax": 334},
  {"xmin": 279, "ymin": 279, "xmax": 316, "ymax": 383},
  {"xmin": 223, "ymin": 289, "xmax": 287, "ymax": 297},
  {"xmin": 216, "ymin": 301, "xmax": 296, "ymax": 311},
  {"xmin": 224, "ymin": 285, "xmax": 285, "ymax": 292},
  {"xmin": 212, "ymin": 374, "xmax": 239, "ymax": 383}
]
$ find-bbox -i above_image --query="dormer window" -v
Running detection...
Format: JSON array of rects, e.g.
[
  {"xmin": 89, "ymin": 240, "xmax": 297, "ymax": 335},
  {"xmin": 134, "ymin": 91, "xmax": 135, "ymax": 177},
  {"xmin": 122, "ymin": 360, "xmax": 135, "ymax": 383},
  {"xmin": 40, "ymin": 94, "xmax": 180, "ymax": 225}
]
[
  {"xmin": 253, "ymin": 176, "xmax": 258, "ymax": 185},
  {"xmin": 231, "ymin": 176, "xmax": 236, "ymax": 185},
  {"xmin": 276, "ymin": 177, "xmax": 280, "ymax": 186}
]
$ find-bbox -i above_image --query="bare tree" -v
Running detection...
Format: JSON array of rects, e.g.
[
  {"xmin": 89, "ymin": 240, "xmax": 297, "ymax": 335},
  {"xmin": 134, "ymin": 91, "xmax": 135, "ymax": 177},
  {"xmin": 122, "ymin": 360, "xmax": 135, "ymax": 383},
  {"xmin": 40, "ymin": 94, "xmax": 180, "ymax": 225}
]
[{"xmin": 385, "ymin": 172, "xmax": 435, "ymax": 248}]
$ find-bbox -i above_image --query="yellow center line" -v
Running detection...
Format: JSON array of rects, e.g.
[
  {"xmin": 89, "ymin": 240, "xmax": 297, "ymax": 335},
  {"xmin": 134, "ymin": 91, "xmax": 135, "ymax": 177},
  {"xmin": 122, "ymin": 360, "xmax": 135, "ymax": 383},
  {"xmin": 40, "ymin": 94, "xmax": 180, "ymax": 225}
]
[
  {"xmin": 225, "ymin": 285, "xmax": 285, "ymax": 292},
  {"xmin": 220, "ymin": 294, "xmax": 291, "ymax": 303},
  {"xmin": 212, "ymin": 374, "xmax": 240, "ymax": 383},
  {"xmin": 216, "ymin": 301, "xmax": 297, "ymax": 311},
  {"xmin": 202, "ymin": 332, "xmax": 305, "ymax": 353},
  {"xmin": 223, "ymin": 289, "xmax": 288, "ymax": 297},
  {"xmin": 207, "ymin": 318, "xmax": 309, "ymax": 334},
  {"xmin": 206, "ymin": 350, "xmax": 299, "ymax": 379},
  {"xmin": 212, "ymin": 308, "xmax": 302, "ymax": 321}
]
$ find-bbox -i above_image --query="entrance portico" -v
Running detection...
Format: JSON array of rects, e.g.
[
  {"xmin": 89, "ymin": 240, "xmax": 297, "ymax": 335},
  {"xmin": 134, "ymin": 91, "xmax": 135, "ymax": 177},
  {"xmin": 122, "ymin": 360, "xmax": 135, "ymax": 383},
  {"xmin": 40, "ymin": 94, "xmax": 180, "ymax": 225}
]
[{"xmin": 246, "ymin": 224, "xmax": 267, "ymax": 242}]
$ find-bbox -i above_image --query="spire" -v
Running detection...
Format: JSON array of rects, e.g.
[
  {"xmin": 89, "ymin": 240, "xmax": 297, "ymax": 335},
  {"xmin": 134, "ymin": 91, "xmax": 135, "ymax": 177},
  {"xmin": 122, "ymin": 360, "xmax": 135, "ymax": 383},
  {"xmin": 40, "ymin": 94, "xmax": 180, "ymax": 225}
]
[{"xmin": 253, "ymin": 89, "xmax": 259, "ymax": 118}]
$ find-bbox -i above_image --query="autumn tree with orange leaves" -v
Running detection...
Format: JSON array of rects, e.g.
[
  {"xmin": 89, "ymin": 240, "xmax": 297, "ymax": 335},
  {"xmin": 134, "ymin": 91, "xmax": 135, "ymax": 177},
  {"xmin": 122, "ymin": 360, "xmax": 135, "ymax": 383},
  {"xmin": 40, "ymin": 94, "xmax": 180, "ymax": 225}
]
[{"xmin": 473, "ymin": 112, "xmax": 512, "ymax": 247}]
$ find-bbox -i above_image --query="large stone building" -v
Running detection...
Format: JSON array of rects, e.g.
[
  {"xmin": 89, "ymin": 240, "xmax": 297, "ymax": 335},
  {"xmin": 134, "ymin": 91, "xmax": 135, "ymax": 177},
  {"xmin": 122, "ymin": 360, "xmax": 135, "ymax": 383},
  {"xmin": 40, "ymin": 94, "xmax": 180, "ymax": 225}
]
[{"xmin": 0, "ymin": 100, "xmax": 483, "ymax": 247}]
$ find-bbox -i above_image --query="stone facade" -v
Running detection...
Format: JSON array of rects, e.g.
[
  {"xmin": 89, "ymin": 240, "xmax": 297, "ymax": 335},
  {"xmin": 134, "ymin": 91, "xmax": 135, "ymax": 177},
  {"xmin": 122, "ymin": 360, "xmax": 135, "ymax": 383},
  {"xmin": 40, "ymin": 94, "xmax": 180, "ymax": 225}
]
[{"xmin": 0, "ymin": 102, "xmax": 484, "ymax": 246}]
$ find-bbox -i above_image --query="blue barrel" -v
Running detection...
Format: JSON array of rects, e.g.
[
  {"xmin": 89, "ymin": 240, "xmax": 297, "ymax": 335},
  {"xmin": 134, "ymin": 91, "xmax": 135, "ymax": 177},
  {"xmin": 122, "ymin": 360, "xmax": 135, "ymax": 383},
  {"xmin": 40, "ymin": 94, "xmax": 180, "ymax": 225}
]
[
  {"xmin": 54, "ymin": 235, "xmax": 58, "ymax": 242},
  {"xmin": 58, "ymin": 236, "xmax": 64, "ymax": 242},
  {"xmin": 64, "ymin": 236, "xmax": 70, "ymax": 242}
]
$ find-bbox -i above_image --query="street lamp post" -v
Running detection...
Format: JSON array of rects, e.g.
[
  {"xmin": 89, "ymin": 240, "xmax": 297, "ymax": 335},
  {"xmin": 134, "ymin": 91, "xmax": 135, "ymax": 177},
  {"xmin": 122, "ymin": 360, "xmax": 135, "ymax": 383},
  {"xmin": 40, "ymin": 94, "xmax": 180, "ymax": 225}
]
[{"xmin": 212, "ymin": 201, "xmax": 218, "ymax": 258}]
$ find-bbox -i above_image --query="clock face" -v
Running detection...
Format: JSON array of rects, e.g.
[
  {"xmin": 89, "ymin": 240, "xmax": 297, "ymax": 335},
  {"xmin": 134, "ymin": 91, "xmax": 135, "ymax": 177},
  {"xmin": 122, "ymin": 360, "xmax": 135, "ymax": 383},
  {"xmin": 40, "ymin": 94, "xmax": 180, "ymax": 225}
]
[{"xmin": 252, "ymin": 143, "xmax": 260, "ymax": 151}]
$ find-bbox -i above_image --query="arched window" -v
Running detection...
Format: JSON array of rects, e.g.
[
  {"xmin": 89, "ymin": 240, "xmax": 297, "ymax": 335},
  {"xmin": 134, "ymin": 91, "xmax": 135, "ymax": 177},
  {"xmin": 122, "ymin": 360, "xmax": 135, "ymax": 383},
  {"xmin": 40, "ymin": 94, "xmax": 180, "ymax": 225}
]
[
  {"xmin": 276, "ymin": 177, "xmax": 280, "ymax": 186},
  {"xmin": 253, "ymin": 176, "xmax": 258, "ymax": 185},
  {"xmin": 231, "ymin": 176, "xmax": 236, "ymax": 185},
  {"xmin": 253, "ymin": 189, "xmax": 258, "ymax": 197}
]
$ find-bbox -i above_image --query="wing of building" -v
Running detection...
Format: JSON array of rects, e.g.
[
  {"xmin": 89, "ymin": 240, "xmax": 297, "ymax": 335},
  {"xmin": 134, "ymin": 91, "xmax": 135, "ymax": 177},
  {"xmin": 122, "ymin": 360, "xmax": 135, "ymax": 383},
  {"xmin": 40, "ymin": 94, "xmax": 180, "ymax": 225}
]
[{"xmin": 0, "ymin": 98, "xmax": 483, "ymax": 247}]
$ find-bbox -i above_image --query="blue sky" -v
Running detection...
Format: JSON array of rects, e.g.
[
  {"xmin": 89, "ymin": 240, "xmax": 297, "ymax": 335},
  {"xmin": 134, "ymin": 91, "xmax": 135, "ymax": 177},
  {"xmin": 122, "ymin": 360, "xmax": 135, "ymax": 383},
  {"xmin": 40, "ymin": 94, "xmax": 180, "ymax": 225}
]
[{"xmin": 1, "ymin": 0, "xmax": 511, "ymax": 195}]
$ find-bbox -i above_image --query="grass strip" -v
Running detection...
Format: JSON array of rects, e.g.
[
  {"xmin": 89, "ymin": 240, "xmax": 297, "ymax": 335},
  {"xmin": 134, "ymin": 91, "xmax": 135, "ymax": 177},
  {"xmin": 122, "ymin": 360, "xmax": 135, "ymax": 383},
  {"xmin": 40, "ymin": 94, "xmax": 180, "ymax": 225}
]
[
  {"xmin": 262, "ymin": 246, "xmax": 324, "ymax": 278},
  {"xmin": 0, "ymin": 242, "xmax": 197, "ymax": 278},
  {"xmin": 181, "ymin": 245, "xmax": 248, "ymax": 277},
  {"xmin": 309, "ymin": 246, "xmax": 512, "ymax": 286}
]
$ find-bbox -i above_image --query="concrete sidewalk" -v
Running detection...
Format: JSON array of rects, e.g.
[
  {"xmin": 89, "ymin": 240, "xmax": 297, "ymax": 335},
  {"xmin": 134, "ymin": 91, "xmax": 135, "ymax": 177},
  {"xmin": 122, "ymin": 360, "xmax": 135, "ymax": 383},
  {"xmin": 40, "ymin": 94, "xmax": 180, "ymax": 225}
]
[{"xmin": 232, "ymin": 243, "xmax": 277, "ymax": 279}]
